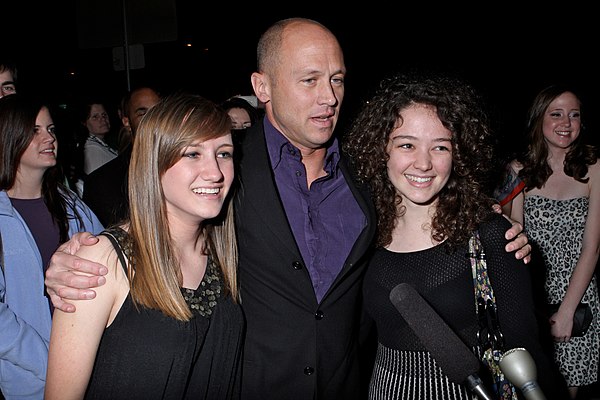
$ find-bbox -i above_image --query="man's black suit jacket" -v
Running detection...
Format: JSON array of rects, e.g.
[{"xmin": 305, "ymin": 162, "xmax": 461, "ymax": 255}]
[
  {"xmin": 234, "ymin": 120, "xmax": 376, "ymax": 400},
  {"xmin": 82, "ymin": 145, "xmax": 131, "ymax": 227}
]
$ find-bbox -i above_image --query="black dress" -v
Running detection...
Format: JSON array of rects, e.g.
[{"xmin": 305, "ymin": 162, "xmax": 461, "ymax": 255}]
[
  {"xmin": 84, "ymin": 228, "xmax": 243, "ymax": 399},
  {"xmin": 363, "ymin": 214, "xmax": 568, "ymax": 400}
]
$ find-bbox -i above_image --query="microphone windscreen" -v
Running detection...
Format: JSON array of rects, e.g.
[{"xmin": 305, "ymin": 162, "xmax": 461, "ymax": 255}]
[
  {"xmin": 499, "ymin": 348, "xmax": 536, "ymax": 383},
  {"xmin": 389, "ymin": 283, "xmax": 481, "ymax": 384}
]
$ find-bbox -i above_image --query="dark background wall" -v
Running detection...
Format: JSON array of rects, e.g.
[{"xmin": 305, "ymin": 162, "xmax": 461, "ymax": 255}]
[{"xmin": 6, "ymin": 1, "xmax": 599, "ymax": 159}]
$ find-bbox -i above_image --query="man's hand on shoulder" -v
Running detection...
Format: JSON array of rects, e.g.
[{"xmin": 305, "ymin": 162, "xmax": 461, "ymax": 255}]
[
  {"xmin": 493, "ymin": 204, "xmax": 532, "ymax": 264},
  {"xmin": 45, "ymin": 232, "xmax": 108, "ymax": 313}
]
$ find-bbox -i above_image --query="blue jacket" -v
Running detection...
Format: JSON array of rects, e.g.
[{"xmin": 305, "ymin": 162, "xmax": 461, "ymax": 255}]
[{"xmin": 0, "ymin": 190, "xmax": 103, "ymax": 399}]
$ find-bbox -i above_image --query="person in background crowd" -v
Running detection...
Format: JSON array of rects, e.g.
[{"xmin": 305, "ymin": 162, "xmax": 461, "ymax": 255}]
[
  {"xmin": 221, "ymin": 96, "xmax": 260, "ymax": 131},
  {"xmin": 45, "ymin": 92, "xmax": 243, "ymax": 399},
  {"xmin": 343, "ymin": 71, "xmax": 568, "ymax": 399},
  {"xmin": 501, "ymin": 84, "xmax": 600, "ymax": 399},
  {"xmin": 78, "ymin": 99, "xmax": 118, "ymax": 176},
  {"xmin": 0, "ymin": 60, "xmax": 17, "ymax": 98},
  {"xmin": 43, "ymin": 18, "xmax": 531, "ymax": 400},
  {"xmin": 0, "ymin": 94, "xmax": 103, "ymax": 399},
  {"xmin": 82, "ymin": 86, "xmax": 161, "ymax": 226}
]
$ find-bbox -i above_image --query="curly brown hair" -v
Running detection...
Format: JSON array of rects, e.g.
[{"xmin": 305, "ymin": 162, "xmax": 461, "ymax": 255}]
[{"xmin": 343, "ymin": 71, "xmax": 496, "ymax": 248}]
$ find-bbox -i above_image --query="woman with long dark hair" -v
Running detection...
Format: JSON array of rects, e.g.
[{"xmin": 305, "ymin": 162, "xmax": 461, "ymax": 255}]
[
  {"xmin": 0, "ymin": 94, "xmax": 103, "ymax": 398},
  {"xmin": 503, "ymin": 84, "xmax": 600, "ymax": 398}
]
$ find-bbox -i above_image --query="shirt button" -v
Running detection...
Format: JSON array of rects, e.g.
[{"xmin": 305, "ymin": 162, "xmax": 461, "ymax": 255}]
[
  {"xmin": 304, "ymin": 366, "xmax": 315, "ymax": 375},
  {"xmin": 292, "ymin": 261, "xmax": 303, "ymax": 270},
  {"xmin": 295, "ymin": 170, "xmax": 302, "ymax": 177},
  {"xmin": 315, "ymin": 310, "xmax": 324, "ymax": 320}
]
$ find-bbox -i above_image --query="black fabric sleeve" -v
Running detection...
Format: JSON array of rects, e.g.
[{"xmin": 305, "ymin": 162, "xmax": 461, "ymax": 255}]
[{"xmin": 481, "ymin": 215, "xmax": 569, "ymax": 399}]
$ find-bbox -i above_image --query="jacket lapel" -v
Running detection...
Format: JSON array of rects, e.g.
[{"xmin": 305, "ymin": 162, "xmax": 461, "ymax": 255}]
[{"xmin": 237, "ymin": 121, "xmax": 301, "ymax": 257}]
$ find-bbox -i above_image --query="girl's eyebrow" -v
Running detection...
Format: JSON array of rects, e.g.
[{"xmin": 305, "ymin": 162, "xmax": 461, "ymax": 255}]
[{"xmin": 390, "ymin": 135, "xmax": 450, "ymax": 142}]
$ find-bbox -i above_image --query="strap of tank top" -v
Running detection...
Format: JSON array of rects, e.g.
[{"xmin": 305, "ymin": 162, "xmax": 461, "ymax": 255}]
[{"xmin": 101, "ymin": 231, "xmax": 128, "ymax": 273}]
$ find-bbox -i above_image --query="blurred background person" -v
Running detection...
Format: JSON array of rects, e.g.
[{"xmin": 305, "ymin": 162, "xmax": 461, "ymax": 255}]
[
  {"xmin": 82, "ymin": 86, "xmax": 161, "ymax": 226},
  {"xmin": 0, "ymin": 60, "xmax": 17, "ymax": 98},
  {"xmin": 220, "ymin": 95, "xmax": 260, "ymax": 130},
  {"xmin": 0, "ymin": 94, "xmax": 103, "ymax": 399},
  {"xmin": 501, "ymin": 84, "xmax": 600, "ymax": 399},
  {"xmin": 78, "ymin": 98, "xmax": 119, "ymax": 176}
]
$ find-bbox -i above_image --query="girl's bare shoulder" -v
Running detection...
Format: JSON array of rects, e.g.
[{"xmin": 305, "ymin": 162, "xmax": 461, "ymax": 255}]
[{"xmin": 74, "ymin": 234, "xmax": 124, "ymax": 278}]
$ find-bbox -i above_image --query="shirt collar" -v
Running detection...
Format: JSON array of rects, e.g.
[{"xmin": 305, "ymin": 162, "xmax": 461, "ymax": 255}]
[{"xmin": 264, "ymin": 116, "xmax": 340, "ymax": 174}]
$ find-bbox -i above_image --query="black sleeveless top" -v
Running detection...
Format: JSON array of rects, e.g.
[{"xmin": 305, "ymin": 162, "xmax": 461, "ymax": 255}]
[{"xmin": 84, "ymin": 227, "xmax": 244, "ymax": 399}]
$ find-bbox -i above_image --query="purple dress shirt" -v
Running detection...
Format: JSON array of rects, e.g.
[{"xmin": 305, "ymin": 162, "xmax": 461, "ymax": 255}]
[{"xmin": 264, "ymin": 118, "xmax": 366, "ymax": 302}]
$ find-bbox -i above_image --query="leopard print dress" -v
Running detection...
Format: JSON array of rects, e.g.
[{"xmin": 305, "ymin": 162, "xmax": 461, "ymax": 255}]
[{"xmin": 525, "ymin": 195, "xmax": 600, "ymax": 387}]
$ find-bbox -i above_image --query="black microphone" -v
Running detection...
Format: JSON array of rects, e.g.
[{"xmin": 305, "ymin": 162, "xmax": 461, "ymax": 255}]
[
  {"xmin": 389, "ymin": 283, "xmax": 494, "ymax": 400},
  {"xmin": 499, "ymin": 348, "xmax": 547, "ymax": 400}
]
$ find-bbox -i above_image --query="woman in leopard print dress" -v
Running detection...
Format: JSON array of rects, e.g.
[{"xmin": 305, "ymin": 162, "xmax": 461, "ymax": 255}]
[{"xmin": 502, "ymin": 84, "xmax": 600, "ymax": 399}]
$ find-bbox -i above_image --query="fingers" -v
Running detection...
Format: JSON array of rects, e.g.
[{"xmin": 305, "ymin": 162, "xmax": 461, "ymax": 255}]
[
  {"xmin": 56, "ymin": 268, "xmax": 106, "ymax": 290},
  {"xmin": 57, "ymin": 232, "xmax": 98, "ymax": 255},
  {"xmin": 48, "ymin": 292, "xmax": 76, "ymax": 313},
  {"xmin": 504, "ymin": 220, "xmax": 523, "ymax": 240},
  {"xmin": 57, "ymin": 284, "xmax": 99, "ymax": 300},
  {"xmin": 44, "ymin": 233, "xmax": 104, "ymax": 313},
  {"xmin": 45, "ymin": 250, "xmax": 107, "ymax": 312},
  {"xmin": 505, "ymin": 232, "xmax": 530, "ymax": 259},
  {"xmin": 78, "ymin": 232, "xmax": 100, "ymax": 246},
  {"xmin": 45, "ymin": 270, "xmax": 104, "ymax": 311},
  {"xmin": 549, "ymin": 318, "xmax": 572, "ymax": 342},
  {"xmin": 48, "ymin": 251, "xmax": 108, "ymax": 278},
  {"xmin": 514, "ymin": 243, "xmax": 532, "ymax": 263}
]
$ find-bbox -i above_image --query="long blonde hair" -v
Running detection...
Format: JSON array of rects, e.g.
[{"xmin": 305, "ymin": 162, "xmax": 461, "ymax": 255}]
[{"xmin": 127, "ymin": 92, "xmax": 238, "ymax": 321}]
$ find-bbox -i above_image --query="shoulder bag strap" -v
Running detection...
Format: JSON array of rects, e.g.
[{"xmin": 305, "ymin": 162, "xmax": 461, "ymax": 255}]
[
  {"xmin": 469, "ymin": 231, "xmax": 519, "ymax": 400},
  {"xmin": 469, "ymin": 230, "xmax": 505, "ymax": 351}
]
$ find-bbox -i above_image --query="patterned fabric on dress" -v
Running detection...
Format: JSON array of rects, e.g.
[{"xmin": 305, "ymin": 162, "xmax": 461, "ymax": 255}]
[
  {"xmin": 525, "ymin": 195, "xmax": 600, "ymax": 386},
  {"xmin": 369, "ymin": 344, "xmax": 476, "ymax": 400}
]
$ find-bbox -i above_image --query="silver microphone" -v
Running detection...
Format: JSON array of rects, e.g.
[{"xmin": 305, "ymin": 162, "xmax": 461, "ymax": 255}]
[{"xmin": 499, "ymin": 347, "xmax": 547, "ymax": 400}]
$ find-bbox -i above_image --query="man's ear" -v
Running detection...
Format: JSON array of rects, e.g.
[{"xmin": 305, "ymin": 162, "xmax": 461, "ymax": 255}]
[
  {"xmin": 121, "ymin": 116, "xmax": 131, "ymax": 128},
  {"xmin": 251, "ymin": 72, "xmax": 270, "ymax": 104}
]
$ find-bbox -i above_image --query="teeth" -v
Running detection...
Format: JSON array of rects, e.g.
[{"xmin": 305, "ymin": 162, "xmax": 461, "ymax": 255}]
[
  {"xmin": 405, "ymin": 175, "xmax": 431, "ymax": 183},
  {"xmin": 192, "ymin": 188, "xmax": 219, "ymax": 194},
  {"xmin": 556, "ymin": 131, "xmax": 570, "ymax": 136}
]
